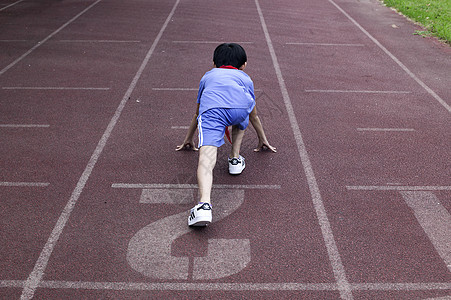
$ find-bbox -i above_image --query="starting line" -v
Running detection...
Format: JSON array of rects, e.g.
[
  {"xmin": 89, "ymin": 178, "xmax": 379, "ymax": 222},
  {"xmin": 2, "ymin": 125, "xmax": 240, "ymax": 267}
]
[
  {"xmin": 346, "ymin": 186, "xmax": 451, "ymax": 191},
  {"xmin": 1, "ymin": 279, "xmax": 450, "ymax": 292},
  {"xmin": 111, "ymin": 183, "xmax": 281, "ymax": 189}
]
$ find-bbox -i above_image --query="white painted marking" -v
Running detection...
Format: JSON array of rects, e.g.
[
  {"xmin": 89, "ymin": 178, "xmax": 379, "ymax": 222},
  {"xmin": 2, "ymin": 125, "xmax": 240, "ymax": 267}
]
[
  {"xmin": 2, "ymin": 87, "xmax": 109, "ymax": 90},
  {"xmin": 0, "ymin": 0, "xmax": 25, "ymax": 11},
  {"xmin": 19, "ymin": 1, "xmax": 181, "ymax": 299},
  {"xmin": 400, "ymin": 191, "xmax": 451, "ymax": 272},
  {"xmin": 128, "ymin": 190, "xmax": 250, "ymax": 280},
  {"xmin": 351, "ymin": 282, "xmax": 451, "ymax": 291},
  {"xmin": 347, "ymin": 186, "xmax": 451, "ymax": 191},
  {"xmin": 171, "ymin": 125, "xmax": 190, "ymax": 129},
  {"xmin": 39, "ymin": 280, "xmax": 339, "ymax": 291},
  {"xmin": 328, "ymin": 0, "xmax": 451, "ymax": 113},
  {"xmin": 0, "ymin": 280, "xmax": 24, "ymax": 288},
  {"xmin": 140, "ymin": 188, "xmax": 194, "ymax": 204},
  {"xmin": 0, "ymin": 0, "xmax": 103, "ymax": 77},
  {"xmin": 254, "ymin": 1, "xmax": 353, "ymax": 299},
  {"xmin": 57, "ymin": 40, "xmax": 141, "ymax": 43},
  {"xmin": 153, "ymin": 87, "xmax": 263, "ymax": 92},
  {"xmin": 305, "ymin": 90, "xmax": 410, "ymax": 94},
  {"xmin": 286, "ymin": 42, "xmax": 365, "ymax": 47},
  {"xmin": 112, "ymin": 183, "xmax": 281, "ymax": 189},
  {"xmin": 0, "ymin": 182, "xmax": 49, "ymax": 187},
  {"xmin": 152, "ymin": 87, "xmax": 197, "ymax": 91},
  {"xmin": 3, "ymin": 279, "xmax": 450, "ymax": 291},
  {"xmin": 0, "ymin": 40, "xmax": 29, "ymax": 42},
  {"xmin": 357, "ymin": 128, "xmax": 415, "ymax": 132},
  {"xmin": 0, "ymin": 124, "xmax": 50, "ymax": 128},
  {"xmin": 172, "ymin": 41, "xmax": 254, "ymax": 44}
]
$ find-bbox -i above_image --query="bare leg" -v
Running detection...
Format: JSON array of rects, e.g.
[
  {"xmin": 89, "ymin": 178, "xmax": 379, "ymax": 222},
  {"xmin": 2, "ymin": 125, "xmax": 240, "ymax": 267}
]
[
  {"xmin": 197, "ymin": 145, "xmax": 217, "ymax": 204},
  {"xmin": 230, "ymin": 125, "xmax": 245, "ymax": 158}
]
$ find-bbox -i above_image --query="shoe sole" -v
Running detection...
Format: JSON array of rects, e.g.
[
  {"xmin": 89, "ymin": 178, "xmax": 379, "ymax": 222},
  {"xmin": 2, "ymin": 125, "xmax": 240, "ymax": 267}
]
[
  {"xmin": 229, "ymin": 164, "xmax": 245, "ymax": 175},
  {"xmin": 188, "ymin": 216, "xmax": 212, "ymax": 227}
]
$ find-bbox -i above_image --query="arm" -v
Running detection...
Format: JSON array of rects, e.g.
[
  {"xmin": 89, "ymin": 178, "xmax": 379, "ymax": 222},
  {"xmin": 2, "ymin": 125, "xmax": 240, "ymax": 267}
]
[
  {"xmin": 249, "ymin": 106, "xmax": 277, "ymax": 152},
  {"xmin": 175, "ymin": 103, "xmax": 199, "ymax": 151}
]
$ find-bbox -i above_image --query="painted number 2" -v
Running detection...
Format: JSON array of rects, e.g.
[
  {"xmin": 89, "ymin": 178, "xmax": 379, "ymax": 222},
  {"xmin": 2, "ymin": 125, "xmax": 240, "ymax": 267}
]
[{"xmin": 127, "ymin": 188, "xmax": 250, "ymax": 280}]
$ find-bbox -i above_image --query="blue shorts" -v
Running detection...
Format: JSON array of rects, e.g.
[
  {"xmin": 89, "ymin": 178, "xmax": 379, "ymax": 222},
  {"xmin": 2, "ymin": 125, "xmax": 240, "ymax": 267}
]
[{"xmin": 198, "ymin": 108, "xmax": 250, "ymax": 148}]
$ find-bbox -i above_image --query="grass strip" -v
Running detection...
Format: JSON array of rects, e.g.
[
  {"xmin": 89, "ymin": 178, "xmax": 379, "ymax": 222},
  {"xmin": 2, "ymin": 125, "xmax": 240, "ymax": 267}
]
[{"xmin": 382, "ymin": 0, "xmax": 450, "ymax": 44}]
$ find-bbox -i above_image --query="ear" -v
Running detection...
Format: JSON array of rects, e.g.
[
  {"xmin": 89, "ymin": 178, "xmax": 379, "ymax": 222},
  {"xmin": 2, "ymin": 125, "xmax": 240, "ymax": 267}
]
[{"xmin": 239, "ymin": 62, "xmax": 247, "ymax": 70}]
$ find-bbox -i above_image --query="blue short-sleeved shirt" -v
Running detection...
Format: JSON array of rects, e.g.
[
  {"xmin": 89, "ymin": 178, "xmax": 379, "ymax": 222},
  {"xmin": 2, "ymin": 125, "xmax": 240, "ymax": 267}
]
[{"xmin": 197, "ymin": 68, "xmax": 255, "ymax": 115}]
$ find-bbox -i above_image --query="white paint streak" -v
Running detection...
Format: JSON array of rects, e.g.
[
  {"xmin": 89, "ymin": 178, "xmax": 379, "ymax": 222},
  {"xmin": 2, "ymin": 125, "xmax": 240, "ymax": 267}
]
[
  {"xmin": 0, "ymin": 124, "xmax": 50, "ymax": 128},
  {"xmin": 347, "ymin": 186, "xmax": 451, "ymax": 191},
  {"xmin": 152, "ymin": 88, "xmax": 198, "ymax": 91},
  {"xmin": 57, "ymin": 40, "xmax": 141, "ymax": 43},
  {"xmin": 305, "ymin": 90, "xmax": 410, "ymax": 94},
  {"xmin": 357, "ymin": 128, "xmax": 415, "ymax": 132},
  {"xmin": 4, "ymin": 279, "xmax": 450, "ymax": 291},
  {"xmin": 286, "ymin": 42, "xmax": 365, "ymax": 47},
  {"xmin": 172, "ymin": 41, "xmax": 253, "ymax": 44},
  {"xmin": 0, "ymin": 182, "xmax": 49, "ymax": 187},
  {"xmin": 2, "ymin": 87, "xmax": 109, "ymax": 90},
  {"xmin": 112, "ymin": 183, "xmax": 281, "ymax": 189}
]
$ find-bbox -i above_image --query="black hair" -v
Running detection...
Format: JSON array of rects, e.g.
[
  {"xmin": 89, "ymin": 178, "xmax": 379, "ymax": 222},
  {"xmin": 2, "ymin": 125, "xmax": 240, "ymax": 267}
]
[{"xmin": 213, "ymin": 43, "xmax": 247, "ymax": 69}]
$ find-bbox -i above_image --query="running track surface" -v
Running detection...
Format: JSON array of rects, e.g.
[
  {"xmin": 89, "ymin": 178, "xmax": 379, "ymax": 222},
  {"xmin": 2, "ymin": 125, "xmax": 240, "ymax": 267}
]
[{"xmin": 1, "ymin": 0, "xmax": 450, "ymax": 299}]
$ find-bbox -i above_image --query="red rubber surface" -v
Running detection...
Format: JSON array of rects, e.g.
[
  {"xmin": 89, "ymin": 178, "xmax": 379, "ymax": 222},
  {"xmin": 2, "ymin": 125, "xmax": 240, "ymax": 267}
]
[{"xmin": 1, "ymin": 0, "xmax": 450, "ymax": 299}]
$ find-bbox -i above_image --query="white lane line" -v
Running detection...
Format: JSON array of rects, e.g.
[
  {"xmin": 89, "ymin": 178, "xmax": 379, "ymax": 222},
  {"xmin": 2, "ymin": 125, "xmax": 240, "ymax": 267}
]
[
  {"xmin": 0, "ymin": 280, "xmax": 24, "ymax": 288},
  {"xmin": 171, "ymin": 126, "xmax": 189, "ymax": 129},
  {"xmin": 351, "ymin": 282, "xmax": 451, "ymax": 291},
  {"xmin": 152, "ymin": 87, "xmax": 198, "ymax": 91},
  {"xmin": 3, "ymin": 279, "xmax": 450, "ymax": 291},
  {"xmin": 0, "ymin": 0, "xmax": 25, "ymax": 11},
  {"xmin": 140, "ymin": 188, "xmax": 194, "ymax": 204},
  {"xmin": 305, "ymin": 90, "xmax": 410, "ymax": 94},
  {"xmin": 172, "ymin": 41, "xmax": 254, "ymax": 44},
  {"xmin": 19, "ymin": 1, "xmax": 181, "ymax": 299},
  {"xmin": 254, "ymin": 1, "xmax": 353, "ymax": 299},
  {"xmin": 112, "ymin": 183, "xmax": 281, "ymax": 189},
  {"xmin": 346, "ymin": 186, "xmax": 451, "ymax": 191},
  {"xmin": 328, "ymin": 0, "xmax": 451, "ymax": 114},
  {"xmin": 357, "ymin": 128, "xmax": 415, "ymax": 132},
  {"xmin": 153, "ymin": 88, "xmax": 263, "ymax": 92},
  {"xmin": 0, "ymin": 40, "xmax": 30, "ymax": 42},
  {"xmin": 286, "ymin": 42, "xmax": 365, "ymax": 47},
  {"xmin": 0, "ymin": 182, "xmax": 49, "ymax": 187},
  {"xmin": 57, "ymin": 40, "xmax": 141, "ymax": 43},
  {"xmin": 0, "ymin": 124, "xmax": 50, "ymax": 128},
  {"xmin": 0, "ymin": 0, "xmax": 103, "ymax": 77},
  {"xmin": 400, "ymin": 191, "xmax": 451, "ymax": 272},
  {"xmin": 2, "ymin": 87, "xmax": 109, "ymax": 90}
]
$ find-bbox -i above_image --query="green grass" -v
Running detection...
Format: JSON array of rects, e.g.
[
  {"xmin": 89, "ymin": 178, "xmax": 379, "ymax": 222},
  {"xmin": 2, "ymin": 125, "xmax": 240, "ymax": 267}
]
[{"xmin": 382, "ymin": 0, "xmax": 451, "ymax": 44}]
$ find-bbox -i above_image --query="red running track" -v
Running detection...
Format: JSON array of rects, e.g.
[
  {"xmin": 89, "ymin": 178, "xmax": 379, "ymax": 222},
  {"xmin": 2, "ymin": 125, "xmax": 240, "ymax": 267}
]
[{"xmin": 0, "ymin": 0, "xmax": 450, "ymax": 299}]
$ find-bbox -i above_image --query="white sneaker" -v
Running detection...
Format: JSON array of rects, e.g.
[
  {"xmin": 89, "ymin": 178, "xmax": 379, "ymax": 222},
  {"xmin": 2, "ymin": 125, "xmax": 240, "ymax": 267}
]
[
  {"xmin": 188, "ymin": 203, "xmax": 212, "ymax": 226},
  {"xmin": 228, "ymin": 155, "xmax": 245, "ymax": 175}
]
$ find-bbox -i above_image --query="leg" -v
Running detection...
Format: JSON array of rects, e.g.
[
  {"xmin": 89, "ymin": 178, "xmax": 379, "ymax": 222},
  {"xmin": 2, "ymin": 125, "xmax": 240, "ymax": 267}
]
[
  {"xmin": 197, "ymin": 145, "xmax": 217, "ymax": 204},
  {"xmin": 230, "ymin": 125, "xmax": 245, "ymax": 158}
]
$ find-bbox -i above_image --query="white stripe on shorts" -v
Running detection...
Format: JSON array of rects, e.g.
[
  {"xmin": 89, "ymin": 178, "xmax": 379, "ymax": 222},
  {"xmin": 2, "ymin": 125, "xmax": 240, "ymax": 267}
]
[{"xmin": 198, "ymin": 115, "xmax": 203, "ymax": 147}]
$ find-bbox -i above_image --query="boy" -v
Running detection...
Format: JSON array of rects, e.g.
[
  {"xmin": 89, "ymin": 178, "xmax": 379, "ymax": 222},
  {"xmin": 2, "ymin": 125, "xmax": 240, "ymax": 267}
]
[{"xmin": 176, "ymin": 43, "xmax": 276, "ymax": 226}]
